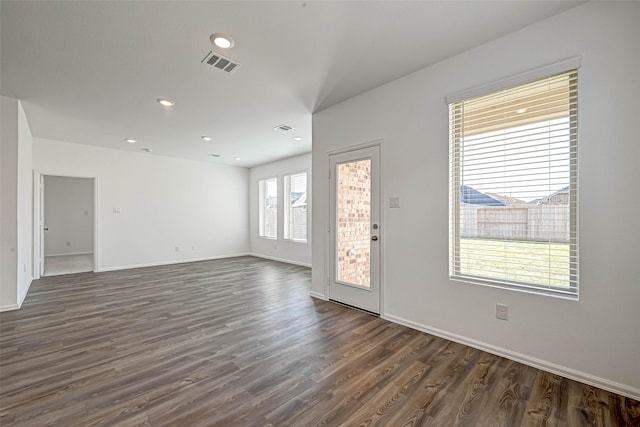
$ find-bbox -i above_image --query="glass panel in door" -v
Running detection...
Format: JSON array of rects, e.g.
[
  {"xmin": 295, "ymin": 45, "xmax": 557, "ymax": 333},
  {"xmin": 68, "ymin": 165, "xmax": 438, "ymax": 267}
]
[{"xmin": 336, "ymin": 159, "xmax": 371, "ymax": 287}]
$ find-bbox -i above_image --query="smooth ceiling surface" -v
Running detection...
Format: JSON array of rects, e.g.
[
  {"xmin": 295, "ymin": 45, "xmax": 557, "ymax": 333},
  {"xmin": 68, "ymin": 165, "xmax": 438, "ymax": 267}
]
[{"xmin": 0, "ymin": 1, "xmax": 582, "ymax": 167}]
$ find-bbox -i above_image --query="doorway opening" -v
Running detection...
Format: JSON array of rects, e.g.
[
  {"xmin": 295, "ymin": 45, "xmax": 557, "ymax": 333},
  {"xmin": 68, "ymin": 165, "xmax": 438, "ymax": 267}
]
[{"xmin": 33, "ymin": 174, "xmax": 97, "ymax": 277}]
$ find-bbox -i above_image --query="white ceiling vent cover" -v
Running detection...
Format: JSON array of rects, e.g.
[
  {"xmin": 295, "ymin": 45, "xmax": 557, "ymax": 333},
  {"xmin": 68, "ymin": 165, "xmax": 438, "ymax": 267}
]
[
  {"xmin": 201, "ymin": 51, "xmax": 241, "ymax": 73},
  {"xmin": 274, "ymin": 124, "xmax": 294, "ymax": 132}
]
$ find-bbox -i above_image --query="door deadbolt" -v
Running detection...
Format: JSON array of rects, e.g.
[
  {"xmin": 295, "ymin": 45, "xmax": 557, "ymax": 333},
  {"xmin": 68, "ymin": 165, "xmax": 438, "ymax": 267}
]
[{"xmin": 372, "ymin": 224, "xmax": 379, "ymax": 230}]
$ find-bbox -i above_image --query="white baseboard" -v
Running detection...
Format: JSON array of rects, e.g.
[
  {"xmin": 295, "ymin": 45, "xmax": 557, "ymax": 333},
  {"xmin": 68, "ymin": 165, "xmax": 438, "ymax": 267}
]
[
  {"xmin": 0, "ymin": 304, "xmax": 19, "ymax": 312},
  {"xmin": 382, "ymin": 313, "xmax": 640, "ymax": 401},
  {"xmin": 309, "ymin": 291, "xmax": 328, "ymax": 300},
  {"xmin": 46, "ymin": 251, "xmax": 93, "ymax": 257},
  {"xmin": 1, "ymin": 278, "xmax": 34, "ymax": 312},
  {"xmin": 97, "ymin": 253, "xmax": 251, "ymax": 272},
  {"xmin": 248, "ymin": 253, "xmax": 312, "ymax": 268},
  {"xmin": 17, "ymin": 278, "xmax": 33, "ymax": 308}
]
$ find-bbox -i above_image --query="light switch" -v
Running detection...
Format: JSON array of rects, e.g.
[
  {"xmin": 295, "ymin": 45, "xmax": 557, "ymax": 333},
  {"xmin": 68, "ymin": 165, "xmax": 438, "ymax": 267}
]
[
  {"xmin": 113, "ymin": 207, "xmax": 121, "ymax": 214},
  {"xmin": 389, "ymin": 196, "xmax": 400, "ymax": 208}
]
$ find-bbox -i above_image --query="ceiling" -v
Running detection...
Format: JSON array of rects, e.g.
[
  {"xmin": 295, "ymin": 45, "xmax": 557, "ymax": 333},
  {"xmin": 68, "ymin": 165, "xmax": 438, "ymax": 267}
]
[{"xmin": 0, "ymin": 1, "xmax": 583, "ymax": 168}]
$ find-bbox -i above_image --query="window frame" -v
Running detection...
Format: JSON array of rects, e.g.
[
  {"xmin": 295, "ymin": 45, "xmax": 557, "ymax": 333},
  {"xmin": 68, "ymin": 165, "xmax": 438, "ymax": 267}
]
[
  {"xmin": 447, "ymin": 58, "xmax": 580, "ymax": 299},
  {"xmin": 283, "ymin": 171, "xmax": 308, "ymax": 243}
]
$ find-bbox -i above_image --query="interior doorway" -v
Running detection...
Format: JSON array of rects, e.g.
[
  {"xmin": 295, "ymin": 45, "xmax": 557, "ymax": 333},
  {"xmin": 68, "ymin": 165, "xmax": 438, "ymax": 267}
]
[{"xmin": 33, "ymin": 173, "xmax": 97, "ymax": 277}]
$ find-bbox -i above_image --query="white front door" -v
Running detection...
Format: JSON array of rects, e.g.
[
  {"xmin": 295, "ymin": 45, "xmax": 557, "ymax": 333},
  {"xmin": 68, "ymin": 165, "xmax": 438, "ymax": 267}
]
[{"xmin": 329, "ymin": 145, "xmax": 381, "ymax": 314}]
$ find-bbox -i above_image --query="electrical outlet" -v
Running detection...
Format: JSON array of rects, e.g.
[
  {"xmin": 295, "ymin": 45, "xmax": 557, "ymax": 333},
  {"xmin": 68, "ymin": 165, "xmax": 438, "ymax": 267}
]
[
  {"xmin": 66, "ymin": 241, "xmax": 71, "ymax": 247},
  {"xmin": 191, "ymin": 245, "xmax": 196, "ymax": 251},
  {"xmin": 175, "ymin": 246, "xmax": 180, "ymax": 252},
  {"xmin": 496, "ymin": 304, "xmax": 509, "ymax": 321},
  {"xmin": 274, "ymin": 244, "xmax": 278, "ymax": 250}
]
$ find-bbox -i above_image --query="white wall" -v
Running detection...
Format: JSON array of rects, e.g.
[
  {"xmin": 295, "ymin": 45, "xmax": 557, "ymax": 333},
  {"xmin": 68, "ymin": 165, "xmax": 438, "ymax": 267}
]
[
  {"xmin": 1, "ymin": 96, "xmax": 33, "ymax": 310},
  {"xmin": 33, "ymin": 138, "xmax": 250, "ymax": 271},
  {"xmin": 17, "ymin": 100, "xmax": 33, "ymax": 305},
  {"xmin": 1, "ymin": 96, "xmax": 19, "ymax": 310},
  {"xmin": 44, "ymin": 176, "xmax": 94, "ymax": 256},
  {"xmin": 249, "ymin": 153, "xmax": 311, "ymax": 266},
  {"xmin": 312, "ymin": 2, "xmax": 640, "ymax": 399}
]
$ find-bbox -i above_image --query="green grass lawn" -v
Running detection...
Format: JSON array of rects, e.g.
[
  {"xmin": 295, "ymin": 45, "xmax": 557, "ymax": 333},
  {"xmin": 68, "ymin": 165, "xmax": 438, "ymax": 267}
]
[{"xmin": 459, "ymin": 238, "xmax": 571, "ymax": 288}]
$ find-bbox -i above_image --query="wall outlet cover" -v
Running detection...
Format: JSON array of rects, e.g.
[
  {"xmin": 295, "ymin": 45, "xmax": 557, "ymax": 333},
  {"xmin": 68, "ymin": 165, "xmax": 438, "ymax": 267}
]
[{"xmin": 496, "ymin": 303, "xmax": 509, "ymax": 321}]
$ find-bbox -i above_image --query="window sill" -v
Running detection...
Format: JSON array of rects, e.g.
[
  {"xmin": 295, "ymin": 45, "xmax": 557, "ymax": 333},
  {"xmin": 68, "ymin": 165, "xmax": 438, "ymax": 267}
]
[{"xmin": 450, "ymin": 275, "xmax": 579, "ymax": 301}]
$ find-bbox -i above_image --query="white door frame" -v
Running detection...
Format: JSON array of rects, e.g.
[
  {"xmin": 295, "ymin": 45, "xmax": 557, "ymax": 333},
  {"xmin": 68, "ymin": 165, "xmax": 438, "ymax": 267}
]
[
  {"xmin": 327, "ymin": 141, "xmax": 382, "ymax": 314},
  {"xmin": 32, "ymin": 171, "xmax": 100, "ymax": 278}
]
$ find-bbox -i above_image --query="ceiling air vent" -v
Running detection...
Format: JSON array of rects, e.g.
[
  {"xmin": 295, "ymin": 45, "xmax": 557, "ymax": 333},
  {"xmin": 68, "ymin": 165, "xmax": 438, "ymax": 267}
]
[
  {"xmin": 274, "ymin": 124, "xmax": 294, "ymax": 132},
  {"xmin": 201, "ymin": 51, "xmax": 240, "ymax": 74}
]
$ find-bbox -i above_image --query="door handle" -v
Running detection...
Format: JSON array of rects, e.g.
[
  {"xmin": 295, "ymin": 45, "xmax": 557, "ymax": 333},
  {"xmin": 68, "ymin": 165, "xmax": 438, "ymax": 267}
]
[
  {"xmin": 371, "ymin": 235, "xmax": 378, "ymax": 241},
  {"xmin": 44, "ymin": 227, "xmax": 49, "ymax": 231}
]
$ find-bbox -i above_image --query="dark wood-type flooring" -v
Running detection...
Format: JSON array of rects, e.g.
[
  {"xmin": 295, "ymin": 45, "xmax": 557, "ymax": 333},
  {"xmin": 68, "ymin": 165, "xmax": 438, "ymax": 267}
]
[{"xmin": 1, "ymin": 256, "xmax": 638, "ymax": 426}]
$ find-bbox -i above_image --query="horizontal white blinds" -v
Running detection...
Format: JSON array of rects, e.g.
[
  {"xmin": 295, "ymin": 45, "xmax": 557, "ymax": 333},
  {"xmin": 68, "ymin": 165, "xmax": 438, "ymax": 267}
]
[
  {"xmin": 284, "ymin": 173, "xmax": 308, "ymax": 242},
  {"xmin": 259, "ymin": 178, "xmax": 277, "ymax": 239},
  {"xmin": 449, "ymin": 69, "xmax": 578, "ymax": 297}
]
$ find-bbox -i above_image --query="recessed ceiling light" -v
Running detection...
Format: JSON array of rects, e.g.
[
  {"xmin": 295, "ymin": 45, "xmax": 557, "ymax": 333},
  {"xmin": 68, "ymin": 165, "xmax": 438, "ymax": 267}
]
[
  {"xmin": 156, "ymin": 97, "xmax": 175, "ymax": 107},
  {"xmin": 141, "ymin": 148, "xmax": 153, "ymax": 153},
  {"xmin": 210, "ymin": 33, "xmax": 234, "ymax": 49},
  {"xmin": 208, "ymin": 153, "xmax": 221, "ymax": 158},
  {"xmin": 234, "ymin": 157, "xmax": 241, "ymax": 161},
  {"xmin": 292, "ymin": 136, "xmax": 302, "ymax": 141},
  {"xmin": 124, "ymin": 138, "xmax": 136, "ymax": 144},
  {"xmin": 201, "ymin": 136, "xmax": 212, "ymax": 141}
]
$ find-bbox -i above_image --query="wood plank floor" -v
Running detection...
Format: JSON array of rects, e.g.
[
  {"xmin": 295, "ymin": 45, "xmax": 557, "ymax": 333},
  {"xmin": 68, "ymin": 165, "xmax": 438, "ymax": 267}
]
[{"xmin": 0, "ymin": 256, "xmax": 638, "ymax": 426}]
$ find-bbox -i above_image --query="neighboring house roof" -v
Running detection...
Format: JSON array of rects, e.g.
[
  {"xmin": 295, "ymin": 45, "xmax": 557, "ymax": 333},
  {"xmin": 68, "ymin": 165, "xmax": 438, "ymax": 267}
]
[
  {"xmin": 291, "ymin": 192, "xmax": 306, "ymax": 208},
  {"xmin": 266, "ymin": 196, "xmax": 277, "ymax": 208},
  {"xmin": 461, "ymin": 185, "xmax": 505, "ymax": 206},
  {"xmin": 485, "ymin": 192, "xmax": 525, "ymax": 205},
  {"xmin": 528, "ymin": 185, "xmax": 570, "ymax": 205}
]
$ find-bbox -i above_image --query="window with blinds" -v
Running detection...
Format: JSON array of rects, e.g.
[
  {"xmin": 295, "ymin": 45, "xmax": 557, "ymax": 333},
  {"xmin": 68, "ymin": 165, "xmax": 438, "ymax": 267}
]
[
  {"xmin": 284, "ymin": 172, "xmax": 308, "ymax": 242},
  {"xmin": 449, "ymin": 69, "xmax": 578, "ymax": 298},
  {"xmin": 259, "ymin": 177, "xmax": 277, "ymax": 239}
]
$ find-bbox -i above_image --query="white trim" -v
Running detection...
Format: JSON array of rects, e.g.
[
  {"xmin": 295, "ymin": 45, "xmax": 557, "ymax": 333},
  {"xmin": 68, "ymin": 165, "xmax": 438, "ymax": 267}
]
[
  {"xmin": 97, "ymin": 253, "xmax": 250, "ymax": 272},
  {"xmin": 451, "ymin": 276, "xmax": 579, "ymax": 301},
  {"xmin": 44, "ymin": 251, "xmax": 93, "ymax": 257},
  {"xmin": 93, "ymin": 176, "xmax": 100, "ymax": 272},
  {"xmin": 17, "ymin": 278, "xmax": 33, "ymax": 308},
  {"xmin": 35, "ymin": 169, "xmax": 97, "ymax": 179},
  {"xmin": 35, "ymin": 172, "xmax": 100, "ymax": 275},
  {"xmin": 446, "ymin": 55, "xmax": 582, "ymax": 104},
  {"xmin": 248, "ymin": 253, "xmax": 311, "ymax": 268},
  {"xmin": 0, "ymin": 304, "xmax": 19, "ymax": 313},
  {"xmin": 327, "ymin": 143, "xmax": 382, "ymax": 314},
  {"xmin": 382, "ymin": 313, "xmax": 640, "ymax": 401},
  {"xmin": 327, "ymin": 138, "xmax": 383, "ymax": 156},
  {"xmin": 32, "ymin": 170, "xmax": 41, "ymax": 279},
  {"xmin": 309, "ymin": 291, "xmax": 328, "ymax": 301}
]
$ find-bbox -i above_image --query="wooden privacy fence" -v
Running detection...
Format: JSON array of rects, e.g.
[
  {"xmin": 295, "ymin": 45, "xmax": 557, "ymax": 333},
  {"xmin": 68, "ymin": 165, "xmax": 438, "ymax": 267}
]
[{"xmin": 460, "ymin": 204, "xmax": 570, "ymax": 242}]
